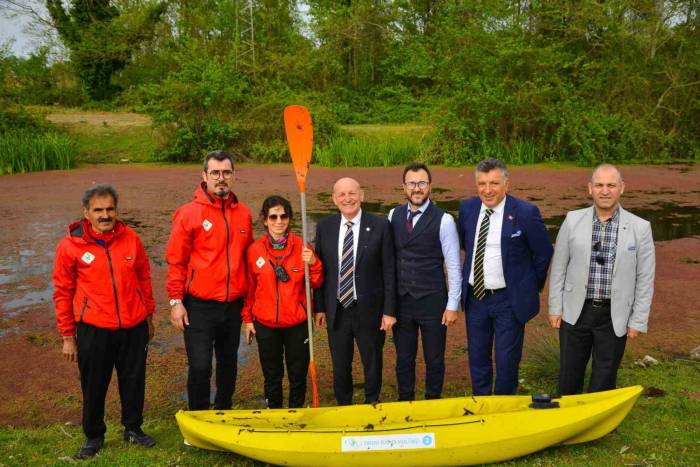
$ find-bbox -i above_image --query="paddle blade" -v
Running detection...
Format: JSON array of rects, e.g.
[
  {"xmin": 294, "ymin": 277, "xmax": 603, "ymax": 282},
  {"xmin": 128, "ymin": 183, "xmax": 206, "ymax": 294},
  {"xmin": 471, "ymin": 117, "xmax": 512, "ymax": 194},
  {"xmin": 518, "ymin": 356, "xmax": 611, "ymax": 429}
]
[
  {"xmin": 309, "ymin": 359, "xmax": 319, "ymax": 408},
  {"xmin": 284, "ymin": 105, "xmax": 313, "ymax": 192}
]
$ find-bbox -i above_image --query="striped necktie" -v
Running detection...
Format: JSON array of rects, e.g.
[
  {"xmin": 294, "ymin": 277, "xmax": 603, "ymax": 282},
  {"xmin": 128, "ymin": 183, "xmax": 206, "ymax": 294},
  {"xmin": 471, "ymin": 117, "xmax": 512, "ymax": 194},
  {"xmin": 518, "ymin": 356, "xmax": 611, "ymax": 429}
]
[
  {"xmin": 473, "ymin": 208, "xmax": 494, "ymax": 300},
  {"xmin": 338, "ymin": 221, "xmax": 355, "ymax": 308}
]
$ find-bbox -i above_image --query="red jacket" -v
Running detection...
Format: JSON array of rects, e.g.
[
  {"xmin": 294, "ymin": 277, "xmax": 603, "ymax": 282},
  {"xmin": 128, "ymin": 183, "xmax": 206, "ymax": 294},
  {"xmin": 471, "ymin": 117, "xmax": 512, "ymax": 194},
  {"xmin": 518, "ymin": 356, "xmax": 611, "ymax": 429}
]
[
  {"xmin": 53, "ymin": 219, "xmax": 155, "ymax": 336},
  {"xmin": 166, "ymin": 183, "xmax": 253, "ymax": 302},
  {"xmin": 242, "ymin": 233, "xmax": 323, "ymax": 327}
]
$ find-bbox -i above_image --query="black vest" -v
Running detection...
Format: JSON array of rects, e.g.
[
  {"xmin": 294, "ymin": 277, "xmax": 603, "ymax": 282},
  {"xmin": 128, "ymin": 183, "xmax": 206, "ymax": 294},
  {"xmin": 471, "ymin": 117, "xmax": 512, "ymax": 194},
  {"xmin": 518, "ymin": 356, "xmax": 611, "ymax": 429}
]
[{"xmin": 391, "ymin": 202, "xmax": 447, "ymax": 299}]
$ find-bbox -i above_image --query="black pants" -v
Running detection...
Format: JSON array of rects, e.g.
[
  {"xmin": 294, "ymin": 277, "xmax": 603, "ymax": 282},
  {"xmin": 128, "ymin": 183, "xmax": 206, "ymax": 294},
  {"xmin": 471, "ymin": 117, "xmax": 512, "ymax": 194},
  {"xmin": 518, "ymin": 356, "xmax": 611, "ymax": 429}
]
[
  {"xmin": 559, "ymin": 301, "xmax": 627, "ymax": 395},
  {"xmin": 183, "ymin": 295, "xmax": 243, "ymax": 410},
  {"xmin": 327, "ymin": 302, "xmax": 385, "ymax": 405},
  {"xmin": 254, "ymin": 320, "xmax": 309, "ymax": 408},
  {"xmin": 394, "ymin": 290, "xmax": 448, "ymax": 400},
  {"xmin": 76, "ymin": 320, "xmax": 148, "ymax": 439}
]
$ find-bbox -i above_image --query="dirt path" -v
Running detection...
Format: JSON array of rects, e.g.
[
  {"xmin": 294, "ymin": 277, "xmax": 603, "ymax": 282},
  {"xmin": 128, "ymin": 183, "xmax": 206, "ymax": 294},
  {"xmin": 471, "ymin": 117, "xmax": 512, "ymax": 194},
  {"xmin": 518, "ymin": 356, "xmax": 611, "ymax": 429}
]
[{"xmin": 0, "ymin": 163, "xmax": 698, "ymax": 426}]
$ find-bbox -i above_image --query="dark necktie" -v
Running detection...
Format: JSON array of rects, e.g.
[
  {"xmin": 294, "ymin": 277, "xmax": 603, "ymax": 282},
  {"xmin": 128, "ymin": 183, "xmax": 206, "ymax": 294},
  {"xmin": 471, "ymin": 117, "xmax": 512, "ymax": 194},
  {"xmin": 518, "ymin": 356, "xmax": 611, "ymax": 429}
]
[
  {"xmin": 338, "ymin": 221, "xmax": 355, "ymax": 308},
  {"xmin": 406, "ymin": 209, "xmax": 421, "ymax": 233},
  {"xmin": 473, "ymin": 208, "xmax": 494, "ymax": 300}
]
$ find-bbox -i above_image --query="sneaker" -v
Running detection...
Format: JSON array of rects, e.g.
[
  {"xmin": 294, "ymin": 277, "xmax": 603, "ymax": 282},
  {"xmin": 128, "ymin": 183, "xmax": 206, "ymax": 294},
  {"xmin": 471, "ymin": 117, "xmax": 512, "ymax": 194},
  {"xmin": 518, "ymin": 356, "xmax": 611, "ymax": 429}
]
[
  {"xmin": 75, "ymin": 437, "xmax": 104, "ymax": 460},
  {"xmin": 123, "ymin": 428, "xmax": 156, "ymax": 448}
]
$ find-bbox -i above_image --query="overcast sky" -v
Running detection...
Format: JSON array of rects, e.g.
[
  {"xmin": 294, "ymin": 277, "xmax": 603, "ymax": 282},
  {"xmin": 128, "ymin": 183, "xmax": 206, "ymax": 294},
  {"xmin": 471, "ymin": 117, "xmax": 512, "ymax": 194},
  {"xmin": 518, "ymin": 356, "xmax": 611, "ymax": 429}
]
[{"xmin": 1, "ymin": 5, "xmax": 41, "ymax": 57}]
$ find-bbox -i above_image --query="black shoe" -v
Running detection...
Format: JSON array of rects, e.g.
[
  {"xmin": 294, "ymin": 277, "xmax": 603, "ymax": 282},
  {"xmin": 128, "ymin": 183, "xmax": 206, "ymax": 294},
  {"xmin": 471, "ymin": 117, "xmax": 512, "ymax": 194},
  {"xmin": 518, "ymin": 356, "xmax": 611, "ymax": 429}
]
[
  {"xmin": 123, "ymin": 428, "xmax": 156, "ymax": 447},
  {"xmin": 75, "ymin": 437, "xmax": 104, "ymax": 460}
]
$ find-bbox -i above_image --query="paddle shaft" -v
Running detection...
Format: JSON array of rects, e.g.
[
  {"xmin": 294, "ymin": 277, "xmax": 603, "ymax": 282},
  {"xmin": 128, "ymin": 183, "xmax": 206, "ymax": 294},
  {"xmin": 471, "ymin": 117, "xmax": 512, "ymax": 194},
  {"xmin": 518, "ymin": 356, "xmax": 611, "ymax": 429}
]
[
  {"xmin": 300, "ymin": 191, "xmax": 320, "ymax": 407},
  {"xmin": 300, "ymin": 191, "xmax": 315, "ymax": 363}
]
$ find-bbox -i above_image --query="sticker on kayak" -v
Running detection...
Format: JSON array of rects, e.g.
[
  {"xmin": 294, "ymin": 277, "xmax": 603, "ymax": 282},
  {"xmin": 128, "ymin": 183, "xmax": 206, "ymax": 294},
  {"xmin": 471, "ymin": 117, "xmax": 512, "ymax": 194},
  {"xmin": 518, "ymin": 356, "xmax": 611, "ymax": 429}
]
[{"xmin": 341, "ymin": 433, "xmax": 435, "ymax": 452}]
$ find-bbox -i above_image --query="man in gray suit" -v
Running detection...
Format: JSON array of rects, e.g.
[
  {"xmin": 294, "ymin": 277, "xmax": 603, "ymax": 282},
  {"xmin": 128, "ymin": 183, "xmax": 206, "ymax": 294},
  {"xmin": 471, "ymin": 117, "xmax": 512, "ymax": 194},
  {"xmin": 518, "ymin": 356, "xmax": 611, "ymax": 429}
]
[{"xmin": 548, "ymin": 164, "xmax": 655, "ymax": 394}]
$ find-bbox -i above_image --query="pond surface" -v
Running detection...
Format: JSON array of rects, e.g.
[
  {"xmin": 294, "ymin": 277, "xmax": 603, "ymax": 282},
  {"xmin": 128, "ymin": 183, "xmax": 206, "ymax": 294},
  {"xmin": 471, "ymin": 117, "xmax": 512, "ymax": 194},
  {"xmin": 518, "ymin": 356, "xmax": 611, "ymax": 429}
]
[{"xmin": 310, "ymin": 195, "xmax": 700, "ymax": 242}]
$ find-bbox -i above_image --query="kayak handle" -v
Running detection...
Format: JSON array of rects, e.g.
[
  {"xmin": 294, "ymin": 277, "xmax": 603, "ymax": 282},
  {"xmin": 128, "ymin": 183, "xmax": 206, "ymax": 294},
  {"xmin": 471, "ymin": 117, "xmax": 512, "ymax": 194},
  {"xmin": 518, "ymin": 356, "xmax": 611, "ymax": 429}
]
[{"xmin": 530, "ymin": 393, "xmax": 560, "ymax": 409}]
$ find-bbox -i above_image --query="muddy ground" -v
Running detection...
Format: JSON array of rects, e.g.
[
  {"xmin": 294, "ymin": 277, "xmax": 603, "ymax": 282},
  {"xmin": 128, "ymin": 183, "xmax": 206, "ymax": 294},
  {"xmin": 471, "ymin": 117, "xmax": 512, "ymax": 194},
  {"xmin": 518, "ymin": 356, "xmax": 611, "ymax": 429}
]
[{"xmin": 0, "ymin": 164, "xmax": 698, "ymax": 427}]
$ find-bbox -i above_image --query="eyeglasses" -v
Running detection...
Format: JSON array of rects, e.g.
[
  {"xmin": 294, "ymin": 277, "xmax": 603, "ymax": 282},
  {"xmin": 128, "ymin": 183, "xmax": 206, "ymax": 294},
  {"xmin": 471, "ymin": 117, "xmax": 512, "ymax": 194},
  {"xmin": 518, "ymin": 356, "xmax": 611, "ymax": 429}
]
[
  {"xmin": 404, "ymin": 181, "xmax": 430, "ymax": 189},
  {"xmin": 208, "ymin": 169, "xmax": 234, "ymax": 180},
  {"xmin": 267, "ymin": 213, "xmax": 289, "ymax": 221},
  {"xmin": 269, "ymin": 260, "xmax": 289, "ymax": 282},
  {"xmin": 593, "ymin": 241, "xmax": 605, "ymax": 265}
]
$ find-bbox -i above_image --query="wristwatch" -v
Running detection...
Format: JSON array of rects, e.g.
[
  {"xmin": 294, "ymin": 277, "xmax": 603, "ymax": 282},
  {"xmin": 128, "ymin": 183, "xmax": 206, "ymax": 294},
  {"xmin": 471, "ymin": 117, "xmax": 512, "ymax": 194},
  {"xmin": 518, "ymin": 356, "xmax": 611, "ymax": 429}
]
[{"xmin": 169, "ymin": 299, "xmax": 182, "ymax": 307}]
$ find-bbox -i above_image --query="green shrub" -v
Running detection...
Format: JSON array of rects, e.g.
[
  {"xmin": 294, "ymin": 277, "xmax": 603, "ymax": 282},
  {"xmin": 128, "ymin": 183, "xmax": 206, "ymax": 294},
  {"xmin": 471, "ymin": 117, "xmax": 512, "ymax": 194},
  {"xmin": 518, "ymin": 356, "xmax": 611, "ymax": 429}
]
[
  {"xmin": 248, "ymin": 141, "xmax": 288, "ymax": 163},
  {"xmin": 0, "ymin": 107, "xmax": 49, "ymax": 134},
  {"xmin": 330, "ymin": 85, "xmax": 423, "ymax": 124},
  {"xmin": 140, "ymin": 43, "xmax": 341, "ymax": 162}
]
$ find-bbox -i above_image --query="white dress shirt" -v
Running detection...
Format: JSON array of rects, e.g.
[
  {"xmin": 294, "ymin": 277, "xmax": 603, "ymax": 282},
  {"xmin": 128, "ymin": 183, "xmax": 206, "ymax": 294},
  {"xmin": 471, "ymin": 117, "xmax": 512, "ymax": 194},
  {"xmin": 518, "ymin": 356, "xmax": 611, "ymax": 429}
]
[
  {"xmin": 388, "ymin": 200, "xmax": 462, "ymax": 311},
  {"xmin": 337, "ymin": 209, "xmax": 362, "ymax": 300},
  {"xmin": 468, "ymin": 197, "xmax": 506, "ymax": 289}
]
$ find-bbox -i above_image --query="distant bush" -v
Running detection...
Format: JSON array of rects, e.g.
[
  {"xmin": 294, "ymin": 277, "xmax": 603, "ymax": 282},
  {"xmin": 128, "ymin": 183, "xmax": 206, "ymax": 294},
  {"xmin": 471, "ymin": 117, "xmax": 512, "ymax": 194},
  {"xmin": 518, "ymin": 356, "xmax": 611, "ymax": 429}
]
[
  {"xmin": 1, "ymin": 50, "xmax": 87, "ymax": 107},
  {"xmin": 0, "ymin": 107, "xmax": 49, "ymax": 134},
  {"xmin": 139, "ymin": 45, "xmax": 340, "ymax": 163},
  {"xmin": 330, "ymin": 85, "xmax": 423, "ymax": 124},
  {"xmin": 429, "ymin": 81, "xmax": 677, "ymax": 166}
]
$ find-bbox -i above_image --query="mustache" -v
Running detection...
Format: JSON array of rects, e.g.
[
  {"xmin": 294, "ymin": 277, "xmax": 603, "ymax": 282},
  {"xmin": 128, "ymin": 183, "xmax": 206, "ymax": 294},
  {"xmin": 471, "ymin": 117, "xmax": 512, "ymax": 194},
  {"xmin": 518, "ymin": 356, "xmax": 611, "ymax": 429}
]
[{"xmin": 98, "ymin": 217, "xmax": 113, "ymax": 223}]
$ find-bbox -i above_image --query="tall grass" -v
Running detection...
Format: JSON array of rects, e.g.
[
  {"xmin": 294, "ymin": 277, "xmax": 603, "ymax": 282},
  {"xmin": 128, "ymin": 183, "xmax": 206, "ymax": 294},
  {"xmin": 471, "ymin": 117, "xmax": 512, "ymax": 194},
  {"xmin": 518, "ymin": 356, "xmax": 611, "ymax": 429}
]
[
  {"xmin": 0, "ymin": 130, "xmax": 76, "ymax": 174},
  {"xmin": 442, "ymin": 138, "xmax": 547, "ymax": 166},
  {"xmin": 315, "ymin": 135, "xmax": 428, "ymax": 167}
]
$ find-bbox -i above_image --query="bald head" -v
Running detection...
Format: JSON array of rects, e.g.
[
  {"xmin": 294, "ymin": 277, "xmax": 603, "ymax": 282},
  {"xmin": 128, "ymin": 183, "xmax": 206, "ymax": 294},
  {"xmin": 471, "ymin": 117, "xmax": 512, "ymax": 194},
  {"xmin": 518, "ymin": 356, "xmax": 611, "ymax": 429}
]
[
  {"xmin": 591, "ymin": 164, "xmax": 623, "ymax": 183},
  {"xmin": 589, "ymin": 163, "xmax": 625, "ymax": 217},
  {"xmin": 332, "ymin": 177, "xmax": 364, "ymax": 220},
  {"xmin": 333, "ymin": 177, "xmax": 361, "ymax": 194}
]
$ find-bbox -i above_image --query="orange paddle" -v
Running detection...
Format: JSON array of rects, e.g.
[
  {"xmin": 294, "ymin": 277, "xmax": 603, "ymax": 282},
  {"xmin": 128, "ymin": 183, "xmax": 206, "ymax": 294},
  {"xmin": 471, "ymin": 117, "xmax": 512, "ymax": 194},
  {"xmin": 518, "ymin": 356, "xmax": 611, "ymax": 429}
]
[{"xmin": 283, "ymin": 105, "xmax": 318, "ymax": 408}]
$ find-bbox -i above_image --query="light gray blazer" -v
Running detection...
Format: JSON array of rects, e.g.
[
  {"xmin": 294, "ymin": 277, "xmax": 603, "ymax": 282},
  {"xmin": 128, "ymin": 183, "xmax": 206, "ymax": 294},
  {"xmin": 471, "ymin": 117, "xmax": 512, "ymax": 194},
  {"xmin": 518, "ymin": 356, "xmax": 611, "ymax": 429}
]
[{"xmin": 548, "ymin": 206, "xmax": 655, "ymax": 337}]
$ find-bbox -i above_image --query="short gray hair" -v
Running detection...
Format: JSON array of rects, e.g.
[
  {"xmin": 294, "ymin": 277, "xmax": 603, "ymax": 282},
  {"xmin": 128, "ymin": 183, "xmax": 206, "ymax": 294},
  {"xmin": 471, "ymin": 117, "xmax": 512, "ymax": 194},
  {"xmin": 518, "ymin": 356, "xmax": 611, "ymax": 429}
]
[
  {"xmin": 475, "ymin": 158, "xmax": 509, "ymax": 178},
  {"xmin": 82, "ymin": 184, "xmax": 118, "ymax": 208}
]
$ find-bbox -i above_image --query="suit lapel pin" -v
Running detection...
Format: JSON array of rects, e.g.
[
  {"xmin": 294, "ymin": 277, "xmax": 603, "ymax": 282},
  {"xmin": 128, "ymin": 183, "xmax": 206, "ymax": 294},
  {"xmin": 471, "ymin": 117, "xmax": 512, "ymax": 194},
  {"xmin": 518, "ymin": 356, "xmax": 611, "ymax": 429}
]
[
  {"xmin": 366, "ymin": 227, "xmax": 371, "ymax": 231},
  {"xmin": 508, "ymin": 215, "xmax": 513, "ymax": 221}
]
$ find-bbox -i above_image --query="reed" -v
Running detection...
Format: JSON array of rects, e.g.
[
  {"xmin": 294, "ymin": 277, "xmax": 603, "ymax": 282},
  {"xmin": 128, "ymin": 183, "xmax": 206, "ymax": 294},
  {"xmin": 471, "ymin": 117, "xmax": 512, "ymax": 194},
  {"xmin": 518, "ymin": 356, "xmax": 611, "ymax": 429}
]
[
  {"xmin": 315, "ymin": 134, "xmax": 427, "ymax": 167},
  {"xmin": 0, "ymin": 130, "xmax": 76, "ymax": 174}
]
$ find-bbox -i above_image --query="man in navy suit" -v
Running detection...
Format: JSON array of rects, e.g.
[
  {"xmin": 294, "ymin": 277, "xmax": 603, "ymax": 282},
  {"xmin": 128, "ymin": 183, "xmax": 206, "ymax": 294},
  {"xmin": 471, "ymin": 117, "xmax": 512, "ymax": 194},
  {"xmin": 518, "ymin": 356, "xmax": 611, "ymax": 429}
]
[
  {"xmin": 314, "ymin": 177, "xmax": 396, "ymax": 405},
  {"xmin": 458, "ymin": 158, "xmax": 553, "ymax": 395}
]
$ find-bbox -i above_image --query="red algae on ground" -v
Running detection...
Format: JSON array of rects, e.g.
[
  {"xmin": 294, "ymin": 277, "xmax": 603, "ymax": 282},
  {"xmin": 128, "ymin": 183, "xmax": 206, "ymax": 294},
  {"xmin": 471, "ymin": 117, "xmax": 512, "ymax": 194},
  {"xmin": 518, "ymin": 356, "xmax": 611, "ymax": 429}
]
[{"xmin": 0, "ymin": 164, "xmax": 697, "ymax": 426}]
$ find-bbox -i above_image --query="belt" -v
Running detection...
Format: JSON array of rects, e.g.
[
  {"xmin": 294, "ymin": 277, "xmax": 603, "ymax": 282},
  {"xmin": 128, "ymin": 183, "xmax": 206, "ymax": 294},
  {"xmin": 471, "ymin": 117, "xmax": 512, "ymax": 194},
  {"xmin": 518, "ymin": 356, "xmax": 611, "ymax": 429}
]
[
  {"xmin": 477, "ymin": 288, "xmax": 505, "ymax": 299},
  {"xmin": 585, "ymin": 298, "xmax": 611, "ymax": 308}
]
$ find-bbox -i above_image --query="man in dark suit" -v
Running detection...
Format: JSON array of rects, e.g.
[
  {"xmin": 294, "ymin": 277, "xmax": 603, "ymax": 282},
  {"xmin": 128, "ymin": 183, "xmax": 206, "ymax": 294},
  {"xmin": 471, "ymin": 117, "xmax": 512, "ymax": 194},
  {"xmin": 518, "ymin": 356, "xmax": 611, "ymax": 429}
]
[
  {"xmin": 314, "ymin": 177, "xmax": 396, "ymax": 405},
  {"xmin": 458, "ymin": 158, "xmax": 553, "ymax": 395}
]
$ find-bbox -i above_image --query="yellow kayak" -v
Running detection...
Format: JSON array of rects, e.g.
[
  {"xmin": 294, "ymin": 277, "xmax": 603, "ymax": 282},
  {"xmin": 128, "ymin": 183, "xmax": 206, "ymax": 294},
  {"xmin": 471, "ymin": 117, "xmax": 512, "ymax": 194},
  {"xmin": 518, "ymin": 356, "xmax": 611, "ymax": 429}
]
[{"xmin": 175, "ymin": 385, "xmax": 642, "ymax": 466}]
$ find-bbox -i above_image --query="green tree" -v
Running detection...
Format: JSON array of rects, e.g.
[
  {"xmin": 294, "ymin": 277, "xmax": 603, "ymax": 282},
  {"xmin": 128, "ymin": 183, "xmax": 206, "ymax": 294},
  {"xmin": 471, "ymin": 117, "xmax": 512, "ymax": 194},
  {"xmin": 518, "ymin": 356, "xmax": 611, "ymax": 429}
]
[{"xmin": 46, "ymin": 0, "xmax": 166, "ymax": 100}]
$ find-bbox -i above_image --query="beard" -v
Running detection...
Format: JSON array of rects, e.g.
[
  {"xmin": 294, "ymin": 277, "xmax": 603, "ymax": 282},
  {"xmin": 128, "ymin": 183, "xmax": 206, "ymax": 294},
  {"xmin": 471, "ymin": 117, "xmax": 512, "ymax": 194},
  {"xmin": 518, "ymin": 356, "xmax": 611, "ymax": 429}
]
[
  {"xmin": 407, "ymin": 191, "xmax": 429, "ymax": 207},
  {"xmin": 214, "ymin": 185, "xmax": 230, "ymax": 199}
]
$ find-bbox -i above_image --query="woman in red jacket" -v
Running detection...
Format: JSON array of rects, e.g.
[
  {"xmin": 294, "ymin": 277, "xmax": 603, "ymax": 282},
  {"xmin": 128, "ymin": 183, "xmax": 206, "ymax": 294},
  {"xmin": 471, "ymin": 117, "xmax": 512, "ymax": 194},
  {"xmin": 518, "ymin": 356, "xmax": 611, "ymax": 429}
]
[{"xmin": 243, "ymin": 195, "xmax": 323, "ymax": 408}]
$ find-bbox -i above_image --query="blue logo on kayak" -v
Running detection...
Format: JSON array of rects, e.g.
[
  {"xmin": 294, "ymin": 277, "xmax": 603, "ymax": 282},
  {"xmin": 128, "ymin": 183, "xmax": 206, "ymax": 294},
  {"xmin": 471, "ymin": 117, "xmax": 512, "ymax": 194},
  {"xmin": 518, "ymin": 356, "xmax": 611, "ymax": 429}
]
[{"xmin": 423, "ymin": 435, "xmax": 432, "ymax": 446}]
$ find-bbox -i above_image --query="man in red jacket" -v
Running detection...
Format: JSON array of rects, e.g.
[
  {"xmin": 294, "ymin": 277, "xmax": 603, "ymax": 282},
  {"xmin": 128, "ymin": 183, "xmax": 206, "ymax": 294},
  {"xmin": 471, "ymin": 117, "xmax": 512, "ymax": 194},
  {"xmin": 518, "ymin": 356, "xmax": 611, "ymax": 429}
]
[
  {"xmin": 53, "ymin": 184, "xmax": 156, "ymax": 460},
  {"xmin": 166, "ymin": 150, "xmax": 253, "ymax": 410}
]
